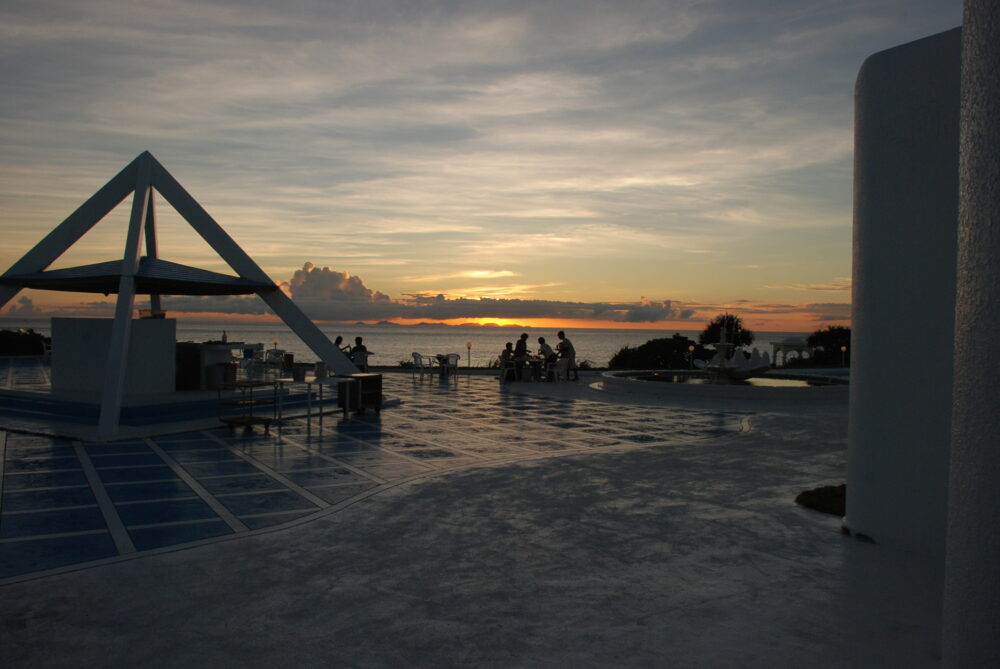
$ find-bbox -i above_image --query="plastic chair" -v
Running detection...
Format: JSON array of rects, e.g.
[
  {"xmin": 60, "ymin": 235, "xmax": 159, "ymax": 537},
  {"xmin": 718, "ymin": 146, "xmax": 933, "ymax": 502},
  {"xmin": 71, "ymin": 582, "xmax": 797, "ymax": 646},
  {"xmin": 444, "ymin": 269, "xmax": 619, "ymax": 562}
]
[
  {"xmin": 412, "ymin": 352, "xmax": 436, "ymax": 378},
  {"xmin": 498, "ymin": 357, "xmax": 516, "ymax": 382},
  {"xmin": 444, "ymin": 353, "xmax": 461, "ymax": 377},
  {"xmin": 264, "ymin": 348, "xmax": 285, "ymax": 374}
]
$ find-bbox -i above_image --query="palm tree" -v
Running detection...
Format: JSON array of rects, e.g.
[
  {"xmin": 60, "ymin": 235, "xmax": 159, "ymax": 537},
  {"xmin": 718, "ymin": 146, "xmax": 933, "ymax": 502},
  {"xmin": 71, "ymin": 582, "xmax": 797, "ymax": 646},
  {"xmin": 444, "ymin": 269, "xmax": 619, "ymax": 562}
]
[{"xmin": 698, "ymin": 314, "xmax": 754, "ymax": 347}]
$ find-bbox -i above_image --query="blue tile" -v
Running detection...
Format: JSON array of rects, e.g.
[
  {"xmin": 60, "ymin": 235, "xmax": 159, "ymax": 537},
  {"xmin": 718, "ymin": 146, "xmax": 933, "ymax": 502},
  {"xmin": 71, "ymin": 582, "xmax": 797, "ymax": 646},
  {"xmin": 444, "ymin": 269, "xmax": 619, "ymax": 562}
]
[
  {"xmin": 1, "ymin": 486, "xmax": 97, "ymax": 511},
  {"xmin": 116, "ymin": 498, "xmax": 218, "ymax": 526},
  {"xmin": 84, "ymin": 443, "xmax": 150, "ymax": 456},
  {"xmin": 4, "ymin": 456, "xmax": 82, "ymax": 473},
  {"xmin": 89, "ymin": 453, "xmax": 165, "ymax": 468},
  {"xmin": 0, "ymin": 532, "xmax": 118, "ymax": 579},
  {"xmin": 308, "ymin": 482, "xmax": 378, "ymax": 504},
  {"xmin": 199, "ymin": 474, "xmax": 285, "ymax": 495},
  {"xmin": 217, "ymin": 490, "xmax": 318, "ymax": 516},
  {"xmin": 285, "ymin": 468, "xmax": 369, "ymax": 487},
  {"xmin": 2, "ymin": 470, "xmax": 89, "ymax": 490},
  {"xmin": 128, "ymin": 520, "xmax": 233, "ymax": 551},
  {"xmin": 241, "ymin": 512, "xmax": 313, "ymax": 530},
  {"xmin": 1, "ymin": 506, "xmax": 106, "ymax": 538},
  {"xmin": 167, "ymin": 449, "xmax": 239, "ymax": 464},
  {"xmin": 156, "ymin": 439, "xmax": 227, "ymax": 451},
  {"xmin": 103, "ymin": 479, "xmax": 195, "ymax": 503},
  {"xmin": 178, "ymin": 460, "xmax": 260, "ymax": 477},
  {"xmin": 97, "ymin": 466, "xmax": 177, "ymax": 484},
  {"xmin": 3, "ymin": 437, "xmax": 75, "ymax": 458}
]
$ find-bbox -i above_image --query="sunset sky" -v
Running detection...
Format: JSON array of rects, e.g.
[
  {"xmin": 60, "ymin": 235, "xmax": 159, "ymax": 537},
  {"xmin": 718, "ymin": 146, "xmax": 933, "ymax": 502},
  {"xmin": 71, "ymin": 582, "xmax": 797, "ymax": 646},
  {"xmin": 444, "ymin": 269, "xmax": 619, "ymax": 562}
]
[{"xmin": 0, "ymin": 0, "xmax": 964, "ymax": 331}]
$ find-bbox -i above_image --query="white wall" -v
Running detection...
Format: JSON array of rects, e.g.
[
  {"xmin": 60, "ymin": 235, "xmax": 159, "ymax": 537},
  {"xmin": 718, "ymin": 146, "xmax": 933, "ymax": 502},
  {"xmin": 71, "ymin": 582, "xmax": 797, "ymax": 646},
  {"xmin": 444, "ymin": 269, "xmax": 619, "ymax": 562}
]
[
  {"xmin": 943, "ymin": 2, "xmax": 1000, "ymax": 665},
  {"xmin": 51, "ymin": 317, "xmax": 176, "ymax": 397},
  {"xmin": 847, "ymin": 28, "xmax": 962, "ymax": 562}
]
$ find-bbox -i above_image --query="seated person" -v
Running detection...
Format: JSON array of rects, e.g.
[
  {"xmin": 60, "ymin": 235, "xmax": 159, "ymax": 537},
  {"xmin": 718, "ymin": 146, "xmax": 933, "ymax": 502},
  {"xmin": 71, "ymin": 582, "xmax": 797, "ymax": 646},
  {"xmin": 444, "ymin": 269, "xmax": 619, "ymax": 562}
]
[
  {"xmin": 499, "ymin": 342, "xmax": 516, "ymax": 381},
  {"xmin": 513, "ymin": 332, "xmax": 530, "ymax": 380},
  {"xmin": 350, "ymin": 336, "xmax": 369, "ymax": 370},
  {"xmin": 537, "ymin": 337, "xmax": 556, "ymax": 363},
  {"xmin": 537, "ymin": 336, "xmax": 557, "ymax": 381}
]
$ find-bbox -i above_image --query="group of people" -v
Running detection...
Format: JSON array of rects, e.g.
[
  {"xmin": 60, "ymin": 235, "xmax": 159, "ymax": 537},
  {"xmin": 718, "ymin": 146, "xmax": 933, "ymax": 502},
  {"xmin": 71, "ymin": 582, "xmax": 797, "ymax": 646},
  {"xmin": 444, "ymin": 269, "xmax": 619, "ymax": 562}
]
[
  {"xmin": 500, "ymin": 331, "xmax": 577, "ymax": 382},
  {"xmin": 334, "ymin": 335, "xmax": 370, "ymax": 370}
]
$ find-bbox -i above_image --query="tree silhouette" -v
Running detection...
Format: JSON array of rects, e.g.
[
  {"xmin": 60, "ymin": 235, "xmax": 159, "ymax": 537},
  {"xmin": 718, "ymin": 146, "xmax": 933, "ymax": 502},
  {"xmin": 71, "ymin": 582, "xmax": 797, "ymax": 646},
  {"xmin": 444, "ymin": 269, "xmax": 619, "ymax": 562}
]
[
  {"xmin": 806, "ymin": 325, "xmax": 851, "ymax": 365},
  {"xmin": 698, "ymin": 314, "xmax": 754, "ymax": 347},
  {"xmin": 609, "ymin": 333, "xmax": 704, "ymax": 370}
]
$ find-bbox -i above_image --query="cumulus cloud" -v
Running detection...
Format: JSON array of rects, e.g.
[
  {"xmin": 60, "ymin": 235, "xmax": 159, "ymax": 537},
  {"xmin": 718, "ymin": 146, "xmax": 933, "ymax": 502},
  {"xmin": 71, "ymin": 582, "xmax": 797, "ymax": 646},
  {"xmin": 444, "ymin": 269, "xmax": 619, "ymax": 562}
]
[
  {"xmin": 287, "ymin": 263, "xmax": 392, "ymax": 303},
  {"xmin": 155, "ymin": 263, "xmax": 699, "ymax": 323}
]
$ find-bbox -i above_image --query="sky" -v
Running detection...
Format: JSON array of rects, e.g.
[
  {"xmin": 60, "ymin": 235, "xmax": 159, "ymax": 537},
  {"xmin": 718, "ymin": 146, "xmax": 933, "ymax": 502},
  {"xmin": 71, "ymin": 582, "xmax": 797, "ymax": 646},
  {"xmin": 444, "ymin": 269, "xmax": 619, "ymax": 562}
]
[{"xmin": 0, "ymin": 0, "xmax": 964, "ymax": 332}]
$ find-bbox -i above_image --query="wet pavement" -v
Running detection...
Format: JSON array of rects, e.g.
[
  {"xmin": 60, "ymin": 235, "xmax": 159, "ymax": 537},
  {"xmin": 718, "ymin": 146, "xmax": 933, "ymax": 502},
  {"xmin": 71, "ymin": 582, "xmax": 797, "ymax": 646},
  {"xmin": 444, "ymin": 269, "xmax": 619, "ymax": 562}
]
[
  {"xmin": 1, "ymin": 373, "xmax": 743, "ymax": 581},
  {"xmin": 0, "ymin": 367, "xmax": 943, "ymax": 667}
]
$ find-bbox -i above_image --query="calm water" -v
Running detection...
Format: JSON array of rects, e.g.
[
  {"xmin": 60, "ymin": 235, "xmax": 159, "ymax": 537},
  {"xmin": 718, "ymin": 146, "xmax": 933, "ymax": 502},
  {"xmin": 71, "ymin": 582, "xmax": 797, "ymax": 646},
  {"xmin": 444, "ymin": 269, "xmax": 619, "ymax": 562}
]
[{"xmin": 3, "ymin": 318, "xmax": 806, "ymax": 368}]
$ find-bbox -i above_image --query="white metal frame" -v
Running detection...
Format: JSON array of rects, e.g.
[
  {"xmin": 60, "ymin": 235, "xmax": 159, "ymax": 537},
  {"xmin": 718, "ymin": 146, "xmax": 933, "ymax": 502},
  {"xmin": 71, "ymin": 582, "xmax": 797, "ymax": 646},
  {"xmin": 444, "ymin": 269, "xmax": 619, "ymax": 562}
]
[{"xmin": 0, "ymin": 151, "xmax": 358, "ymax": 439}]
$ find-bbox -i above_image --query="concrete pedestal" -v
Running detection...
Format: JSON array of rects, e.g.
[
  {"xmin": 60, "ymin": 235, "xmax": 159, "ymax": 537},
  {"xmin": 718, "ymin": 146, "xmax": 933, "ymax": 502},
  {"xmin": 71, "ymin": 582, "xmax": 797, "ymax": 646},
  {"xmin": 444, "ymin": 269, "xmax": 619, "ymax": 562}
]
[{"xmin": 51, "ymin": 317, "xmax": 176, "ymax": 397}]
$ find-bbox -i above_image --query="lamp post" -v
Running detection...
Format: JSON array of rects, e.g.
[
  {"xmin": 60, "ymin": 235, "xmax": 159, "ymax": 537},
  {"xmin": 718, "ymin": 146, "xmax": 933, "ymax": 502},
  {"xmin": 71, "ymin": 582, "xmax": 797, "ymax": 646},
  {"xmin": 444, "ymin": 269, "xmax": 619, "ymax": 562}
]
[
  {"xmin": 466, "ymin": 341, "xmax": 472, "ymax": 370},
  {"xmin": 688, "ymin": 344, "xmax": 695, "ymax": 369},
  {"xmin": 840, "ymin": 345, "xmax": 847, "ymax": 368}
]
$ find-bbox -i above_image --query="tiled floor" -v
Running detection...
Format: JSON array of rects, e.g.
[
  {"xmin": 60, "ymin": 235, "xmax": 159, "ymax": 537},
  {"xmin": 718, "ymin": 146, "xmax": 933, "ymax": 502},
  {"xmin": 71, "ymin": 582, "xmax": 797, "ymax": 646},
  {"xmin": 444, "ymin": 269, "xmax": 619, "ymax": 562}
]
[{"xmin": 1, "ymin": 373, "xmax": 744, "ymax": 581}]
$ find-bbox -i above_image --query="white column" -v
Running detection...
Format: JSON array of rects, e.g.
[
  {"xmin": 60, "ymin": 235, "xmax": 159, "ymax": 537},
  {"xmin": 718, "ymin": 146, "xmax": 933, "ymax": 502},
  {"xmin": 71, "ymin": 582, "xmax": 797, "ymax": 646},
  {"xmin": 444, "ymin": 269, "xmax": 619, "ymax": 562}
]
[
  {"xmin": 846, "ymin": 28, "xmax": 962, "ymax": 560},
  {"xmin": 943, "ymin": 2, "xmax": 1000, "ymax": 664},
  {"xmin": 0, "ymin": 156, "xmax": 138, "ymax": 310},
  {"xmin": 98, "ymin": 155, "xmax": 152, "ymax": 439},
  {"xmin": 150, "ymin": 155, "xmax": 357, "ymax": 376}
]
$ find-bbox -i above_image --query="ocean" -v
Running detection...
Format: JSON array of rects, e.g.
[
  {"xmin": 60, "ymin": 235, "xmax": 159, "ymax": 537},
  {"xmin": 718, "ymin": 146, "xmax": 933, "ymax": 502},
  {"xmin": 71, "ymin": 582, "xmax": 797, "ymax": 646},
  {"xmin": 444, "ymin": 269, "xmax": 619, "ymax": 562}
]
[{"xmin": 2, "ymin": 318, "xmax": 807, "ymax": 368}]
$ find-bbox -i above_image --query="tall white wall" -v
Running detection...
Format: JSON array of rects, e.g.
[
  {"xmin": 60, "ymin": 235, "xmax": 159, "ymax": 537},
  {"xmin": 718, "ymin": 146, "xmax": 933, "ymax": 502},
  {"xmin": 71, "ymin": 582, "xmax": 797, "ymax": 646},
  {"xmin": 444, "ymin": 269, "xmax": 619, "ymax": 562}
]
[
  {"xmin": 943, "ymin": 2, "xmax": 1000, "ymax": 665},
  {"xmin": 51, "ymin": 317, "xmax": 176, "ymax": 397},
  {"xmin": 847, "ymin": 28, "xmax": 962, "ymax": 561}
]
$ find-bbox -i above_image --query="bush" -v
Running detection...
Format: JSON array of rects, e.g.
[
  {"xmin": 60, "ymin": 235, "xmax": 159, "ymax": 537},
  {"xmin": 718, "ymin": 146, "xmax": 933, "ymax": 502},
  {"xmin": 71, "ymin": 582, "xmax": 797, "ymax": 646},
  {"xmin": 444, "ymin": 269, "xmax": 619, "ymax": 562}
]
[
  {"xmin": 0, "ymin": 328, "xmax": 50, "ymax": 356},
  {"xmin": 806, "ymin": 326, "xmax": 851, "ymax": 366},
  {"xmin": 608, "ymin": 334, "xmax": 704, "ymax": 370}
]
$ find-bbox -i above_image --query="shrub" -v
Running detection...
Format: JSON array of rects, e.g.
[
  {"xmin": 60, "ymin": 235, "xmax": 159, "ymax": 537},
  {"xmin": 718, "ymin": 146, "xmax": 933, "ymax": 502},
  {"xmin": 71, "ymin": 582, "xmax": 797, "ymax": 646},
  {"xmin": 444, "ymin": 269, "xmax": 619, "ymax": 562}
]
[
  {"xmin": 0, "ymin": 328, "xmax": 50, "ymax": 356},
  {"xmin": 608, "ymin": 334, "xmax": 703, "ymax": 370}
]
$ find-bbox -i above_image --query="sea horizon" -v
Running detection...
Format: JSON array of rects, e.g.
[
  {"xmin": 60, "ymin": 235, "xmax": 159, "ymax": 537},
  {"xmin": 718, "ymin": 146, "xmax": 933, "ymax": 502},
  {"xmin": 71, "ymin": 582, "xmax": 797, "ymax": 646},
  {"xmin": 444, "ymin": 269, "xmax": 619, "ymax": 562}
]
[{"xmin": 2, "ymin": 317, "xmax": 810, "ymax": 368}]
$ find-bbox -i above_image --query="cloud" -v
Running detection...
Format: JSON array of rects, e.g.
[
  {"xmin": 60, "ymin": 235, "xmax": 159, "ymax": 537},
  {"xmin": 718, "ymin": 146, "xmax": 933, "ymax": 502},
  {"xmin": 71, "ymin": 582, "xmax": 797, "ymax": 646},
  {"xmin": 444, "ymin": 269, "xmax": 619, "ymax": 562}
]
[
  {"xmin": 2, "ymin": 296, "xmax": 43, "ymax": 318},
  {"xmin": 0, "ymin": 0, "xmax": 963, "ymax": 317},
  {"xmin": 765, "ymin": 278, "xmax": 852, "ymax": 292},
  {"xmin": 401, "ymin": 270, "xmax": 519, "ymax": 282},
  {"xmin": 287, "ymin": 262, "xmax": 392, "ymax": 303},
  {"xmin": 800, "ymin": 302, "xmax": 852, "ymax": 322},
  {"xmin": 155, "ymin": 263, "xmax": 700, "ymax": 323}
]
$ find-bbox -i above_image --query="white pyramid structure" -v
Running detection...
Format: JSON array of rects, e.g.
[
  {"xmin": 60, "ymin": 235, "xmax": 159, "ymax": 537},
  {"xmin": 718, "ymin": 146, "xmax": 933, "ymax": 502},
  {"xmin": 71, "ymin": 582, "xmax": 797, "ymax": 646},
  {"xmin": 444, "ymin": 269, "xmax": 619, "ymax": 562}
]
[{"xmin": 0, "ymin": 151, "xmax": 357, "ymax": 438}]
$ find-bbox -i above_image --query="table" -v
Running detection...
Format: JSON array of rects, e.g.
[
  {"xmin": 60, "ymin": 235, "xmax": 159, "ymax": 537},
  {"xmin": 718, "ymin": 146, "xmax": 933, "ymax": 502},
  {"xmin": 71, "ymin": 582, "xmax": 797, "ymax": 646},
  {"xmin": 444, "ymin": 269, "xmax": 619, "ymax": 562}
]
[
  {"xmin": 278, "ymin": 376, "xmax": 356, "ymax": 422},
  {"xmin": 217, "ymin": 379, "xmax": 278, "ymax": 432},
  {"xmin": 435, "ymin": 354, "xmax": 453, "ymax": 379},
  {"xmin": 526, "ymin": 357, "xmax": 545, "ymax": 381}
]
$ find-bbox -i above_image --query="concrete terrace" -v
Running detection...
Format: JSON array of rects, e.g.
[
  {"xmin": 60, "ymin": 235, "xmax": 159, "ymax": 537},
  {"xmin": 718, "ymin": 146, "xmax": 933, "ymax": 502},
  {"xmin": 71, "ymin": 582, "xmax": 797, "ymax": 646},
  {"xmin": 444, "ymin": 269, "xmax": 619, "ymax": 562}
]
[{"xmin": 0, "ymin": 364, "xmax": 942, "ymax": 667}]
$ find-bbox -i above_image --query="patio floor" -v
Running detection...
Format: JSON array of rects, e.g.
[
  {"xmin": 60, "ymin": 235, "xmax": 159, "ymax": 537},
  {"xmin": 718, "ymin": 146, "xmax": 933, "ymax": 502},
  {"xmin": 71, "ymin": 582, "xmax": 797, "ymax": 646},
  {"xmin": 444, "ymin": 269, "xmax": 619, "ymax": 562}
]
[
  {"xmin": 1, "ymin": 372, "xmax": 744, "ymax": 581},
  {"xmin": 0, "ymin": 367, "xmax": 943, "ymax": 667}
]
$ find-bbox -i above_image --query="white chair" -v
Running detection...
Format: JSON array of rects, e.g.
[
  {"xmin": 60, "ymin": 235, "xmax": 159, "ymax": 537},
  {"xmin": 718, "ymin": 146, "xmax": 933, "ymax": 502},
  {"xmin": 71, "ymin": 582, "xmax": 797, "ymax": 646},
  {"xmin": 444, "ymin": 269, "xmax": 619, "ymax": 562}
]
[
  {"xmin": 444, "ymin": 353, "xmax": 461, "ymax": 378},
  {"xmin": 498, "ymin": 357, "xmax": 516, "ymax": 382},
  {"xmin": 553, "ymin": 358, "xmax": 572, "ymax": 381},
  {"xmin": 264, "ymin": 348, "xmax": 285, "ymax": 374},
  {"xmin": 412, "ymin": 352, "xmax": 437, "ymax": 378}
]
